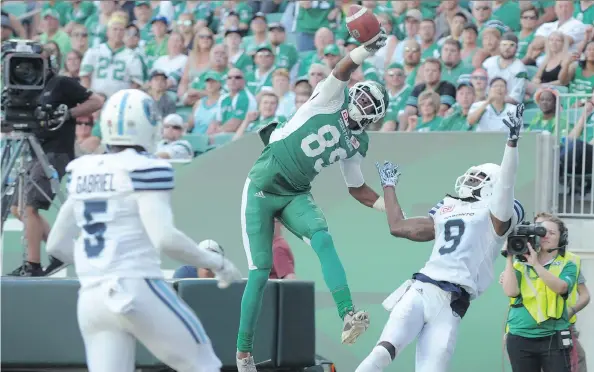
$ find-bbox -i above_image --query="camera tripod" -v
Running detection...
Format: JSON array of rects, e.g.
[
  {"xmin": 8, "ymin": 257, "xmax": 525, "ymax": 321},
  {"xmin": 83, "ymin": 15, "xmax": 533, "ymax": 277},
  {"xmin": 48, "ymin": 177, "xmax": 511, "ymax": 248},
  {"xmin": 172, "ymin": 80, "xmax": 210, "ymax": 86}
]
[{"xmin": 1, "ymin": 132, "xmax": 65, "ymax": 235}]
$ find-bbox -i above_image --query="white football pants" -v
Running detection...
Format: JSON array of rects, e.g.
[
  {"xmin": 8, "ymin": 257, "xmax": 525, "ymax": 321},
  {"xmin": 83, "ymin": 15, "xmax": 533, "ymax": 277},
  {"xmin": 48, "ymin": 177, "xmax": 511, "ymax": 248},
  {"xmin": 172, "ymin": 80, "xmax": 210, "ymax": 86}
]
[
  {"xmin": 356, "ymin": 280, "xmax": 461, "ymax": 372},
  {"xmin": 77, "ymin": 278, "xmax": 222, "ymax": 372}
]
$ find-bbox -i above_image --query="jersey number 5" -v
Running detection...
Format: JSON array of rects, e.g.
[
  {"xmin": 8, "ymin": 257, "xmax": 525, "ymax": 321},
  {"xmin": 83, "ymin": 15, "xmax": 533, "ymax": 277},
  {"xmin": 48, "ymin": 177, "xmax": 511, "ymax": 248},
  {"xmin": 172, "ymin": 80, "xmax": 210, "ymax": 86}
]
[
  {"xmin": 83, "ymin": 200, "xmax": 107, "ymax": 258},
  {"xmin": 301, "ymin": 125, "xmax": 348, "ymax": 173},
  {"xmin": 439, "ymin": 219, "xmax": 466, "ymax": 255}
]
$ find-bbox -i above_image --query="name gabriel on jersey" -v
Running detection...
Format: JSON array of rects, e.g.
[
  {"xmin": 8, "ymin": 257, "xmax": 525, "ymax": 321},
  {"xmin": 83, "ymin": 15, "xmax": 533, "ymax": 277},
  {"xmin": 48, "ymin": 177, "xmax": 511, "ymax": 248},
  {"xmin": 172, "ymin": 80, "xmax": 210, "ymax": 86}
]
[{"xmin": 75, "ymin": 173, "xmax": 116, "ymax": 194}]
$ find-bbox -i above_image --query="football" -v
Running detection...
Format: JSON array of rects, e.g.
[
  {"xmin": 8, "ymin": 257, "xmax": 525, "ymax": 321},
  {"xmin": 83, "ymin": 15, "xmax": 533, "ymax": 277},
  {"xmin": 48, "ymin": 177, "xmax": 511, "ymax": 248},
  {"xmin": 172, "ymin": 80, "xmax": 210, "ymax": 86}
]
[{"xmin": 345, "ymin": 5, "xmax": 381, "ymax": 44}]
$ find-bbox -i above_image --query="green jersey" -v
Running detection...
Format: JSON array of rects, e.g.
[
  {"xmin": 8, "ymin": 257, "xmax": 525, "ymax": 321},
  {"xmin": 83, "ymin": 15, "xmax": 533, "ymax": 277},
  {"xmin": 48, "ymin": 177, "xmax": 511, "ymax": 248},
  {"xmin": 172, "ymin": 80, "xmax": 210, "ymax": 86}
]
[
  {"xmin": 515, "ymin": 31, "xmax": 536, "ymax": 60},
  {"xmin": 249, "ymin": 75, "xmax": 369, "ymax": 195},
  {"xmin": 575, "ymin": 3, "xmax": 594, "ymax": 26},
  {"xmin": 438, "ymin": 105, "xmax": 473, "ymax": 131},
  {"xmin": 441, "ymin": 61, "xmax": 474, "ymax": 85},
  {"xmin": 415, "ymin": 116, "xmax": 442, "ymax": 132},
  {"xmin": 492, "ymin": 0, "xmax": 521, "ymax": 32},
  {"xmin": 247, "ymin": 115, "xmax": 288, "ymax": 133},
  {"xmin": 274, "ymin": 43, "xmax": 299, "ymax": 71},
  {"xmin": 385, "ymin": 85, "xmax": 413, "ymax": 124},
  {"xmin": 568, "ymin": 64, "xmax": 594, "ymax": 107}
]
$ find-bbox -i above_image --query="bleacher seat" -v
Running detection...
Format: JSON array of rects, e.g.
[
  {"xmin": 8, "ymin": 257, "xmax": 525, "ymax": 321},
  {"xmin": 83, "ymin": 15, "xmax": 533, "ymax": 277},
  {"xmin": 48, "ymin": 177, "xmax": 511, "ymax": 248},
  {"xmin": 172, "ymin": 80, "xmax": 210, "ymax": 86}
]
[
  {"xmin": 176, "ymin": 105, "xmax": 193, "ymax": 122},
  {"xmin": 266, "ymin": 13, "xmax": 283, "ymax": 24},
  {"xmin": 183, "ymin": 134, "xmax": 212, "ymax": 155}
]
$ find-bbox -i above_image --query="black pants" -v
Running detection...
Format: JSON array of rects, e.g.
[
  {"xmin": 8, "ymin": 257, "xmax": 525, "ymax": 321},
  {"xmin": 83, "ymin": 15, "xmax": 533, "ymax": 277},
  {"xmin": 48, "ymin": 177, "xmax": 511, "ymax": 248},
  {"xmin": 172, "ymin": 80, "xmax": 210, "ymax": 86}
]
[
  {"xmin": 506, "ymin": 333, "xmax": 571, "ymax": 372},
  {"xmin": 560, "ymin": 139, "xmax": 593, "ymax": 175}
]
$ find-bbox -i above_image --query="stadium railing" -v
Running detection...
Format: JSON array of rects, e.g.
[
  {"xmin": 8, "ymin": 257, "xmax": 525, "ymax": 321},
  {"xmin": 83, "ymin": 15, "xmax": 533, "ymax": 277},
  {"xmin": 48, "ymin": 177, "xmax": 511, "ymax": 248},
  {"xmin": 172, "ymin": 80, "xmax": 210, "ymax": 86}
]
[{"xmin": 553, "ymin": 94, "xmax": 594, "ymax": 217}]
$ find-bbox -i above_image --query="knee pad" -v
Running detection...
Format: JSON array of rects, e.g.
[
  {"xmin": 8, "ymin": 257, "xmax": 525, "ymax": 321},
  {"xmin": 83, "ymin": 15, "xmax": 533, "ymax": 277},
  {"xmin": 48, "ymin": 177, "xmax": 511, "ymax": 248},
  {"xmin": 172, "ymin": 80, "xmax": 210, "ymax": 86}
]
[
  {"xmin": 248, "ymin": 269, "xmax": 270, "ymax": 290},
  {"xmin": 310, "ymin": 230, "xmax": 333, "ymax": 251}
]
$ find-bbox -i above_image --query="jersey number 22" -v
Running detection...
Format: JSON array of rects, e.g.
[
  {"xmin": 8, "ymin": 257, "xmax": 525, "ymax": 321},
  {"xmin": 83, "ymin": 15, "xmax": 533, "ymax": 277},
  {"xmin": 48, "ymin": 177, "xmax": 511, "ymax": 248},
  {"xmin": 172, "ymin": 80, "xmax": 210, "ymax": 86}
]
[{"xmin": 301, "ymin": 125, "xmax": 348, "ymax": 173}]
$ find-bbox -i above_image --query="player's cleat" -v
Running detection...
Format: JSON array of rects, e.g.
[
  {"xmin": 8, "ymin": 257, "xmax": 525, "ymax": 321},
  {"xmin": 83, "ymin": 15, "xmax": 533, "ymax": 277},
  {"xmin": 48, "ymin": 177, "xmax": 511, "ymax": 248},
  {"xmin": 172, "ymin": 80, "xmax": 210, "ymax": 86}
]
[
  {"xmin": 341, "ymin": 309, "xmax": 370, "ymax": 344},
  {"xmin": 236, "ymin": 355, "xmax": 258, "ymax": 372},
  {"xmin": 43, "ymin": 256, "xmax": 68, "ymax": 276},
  {"xmin": 7, "ymin": 261, "xmax": 45, "ymax": 277}
]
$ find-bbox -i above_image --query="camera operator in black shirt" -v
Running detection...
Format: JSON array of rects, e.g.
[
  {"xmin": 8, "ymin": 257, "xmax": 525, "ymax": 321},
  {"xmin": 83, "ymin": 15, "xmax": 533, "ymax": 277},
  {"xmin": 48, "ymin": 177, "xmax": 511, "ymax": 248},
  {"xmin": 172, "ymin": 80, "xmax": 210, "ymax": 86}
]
[{"xmin": 5, "ymin": 43, "xmax": 104, "ymax": 276}]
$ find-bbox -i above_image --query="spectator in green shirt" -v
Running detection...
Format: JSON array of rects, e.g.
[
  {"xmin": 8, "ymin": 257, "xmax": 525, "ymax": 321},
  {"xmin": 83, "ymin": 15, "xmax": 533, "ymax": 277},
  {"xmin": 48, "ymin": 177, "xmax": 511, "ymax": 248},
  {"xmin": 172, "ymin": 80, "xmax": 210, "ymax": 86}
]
[
  {"xmin": 492, "ymin": 0, "xmax": 521, "ymax": 32},
  {"xmin": 440, "ymin": 39, "xmax": 474, "ymax": 85},
  {"xmin": 439, "ymin": 79, "xmax": 476, "ymax": 131},
  {"xmin": 419, "ymin": 19, "xmax": 440, "ymax": 62},
  {"xmin": 268, "ymin": 23, "xmax": 299, "ymax": 72},
  {"xmin": 132, "ymin": 1, "xmax": 153, "ymax": 45},
  {"xmin": 233, "ymin": 90, "xmax": 287, "ymax": 140},
  {"xmin": 381, "ymin": 63, "xmax": 413, "ymax": 132},
  {"xmin": 516, "ymin": 5, "xmax": 539, "ymax": 63},
  {"xmin": 461, "ymin": 22, "xmax": 479, "ymax": 67},
  {"xmin": 245, "ymin": 43, "xmax": 276, "ymax": 95},
  {"xmin": 39, "ymin": 9, "xmax": 71, "ymax": 61},
  {"xmin": 409, "ymin": 90, "xmax": 442, "ymax": 132},
  {"xmin": 294, "ymin": 0, "xmax": 338, "ymax": 52},
  {"xmin": 526, "ymin": 88, "xmax": 569, "ymax": 137},
  {"xmin": 144, "ymin": 16, "xmax": 169, "ymax": 70}
]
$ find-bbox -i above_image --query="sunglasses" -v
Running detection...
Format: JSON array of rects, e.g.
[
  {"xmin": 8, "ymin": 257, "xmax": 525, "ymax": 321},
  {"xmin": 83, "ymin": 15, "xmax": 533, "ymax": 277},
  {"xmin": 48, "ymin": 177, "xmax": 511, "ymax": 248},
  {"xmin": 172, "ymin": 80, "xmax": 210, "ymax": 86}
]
[
  {"xmin": 475, "ymin": 6, "xmax": 490, "ymax": 11},
  {"xmin": 164, "ymin": 124, "xmax": 183, "ymax": 130},
  {"xmin": 72, "ymin": 32, "xmax": 88, "ymax": 38},
  {"xmin": 227, "ymin": 75, "xmax": 243, "ymax": 80},
  {"xmin": 256, "ymin": 51, "xmax": 273, "ymax": 57},
  {"xmin": 471, "ymin": 75, "xmax": 488, "ymax": 81},
  {"xmin": 521, "ymin": 15, "xmax": 537, "ymax": 20},
  {"xmin": 198, "ymin": 34, "xmax": 213, "ymax": 39},
  {"xmin": 405, "ymin": 47, "xmax": 420, "ymax": 52},
  {"xmin": 388, "ymin": 71, "xmax": 405, "ymax": 77},
  {"xmin": 180, "ymin": 20, "xmax": 193, "ymax": 26}
]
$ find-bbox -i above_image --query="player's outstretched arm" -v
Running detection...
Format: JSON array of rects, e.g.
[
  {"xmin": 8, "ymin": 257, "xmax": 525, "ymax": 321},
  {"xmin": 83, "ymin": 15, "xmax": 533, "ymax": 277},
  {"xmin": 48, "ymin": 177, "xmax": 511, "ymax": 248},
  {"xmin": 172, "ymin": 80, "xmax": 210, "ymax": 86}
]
[
  {"xmin": 135, "ymin": 191, "xmax": 242, "ymax": 288},
  {"xmin": 376, "ymin": 162, "xmax": 435, "ymax": 242},
  {"xmin": 339, "ymin": 154, "xmax": 385, "ymax": 210},
  {"xmin": 333, "ymin": 29, "xmax": 387, "ymax": 82},
  {"xmin": 489, "ymin": 104, "xmax": 524, "ymax": 236},
  {"xmin": 46, "ymin": 197, "xmax": 80, "ymax": 264}
]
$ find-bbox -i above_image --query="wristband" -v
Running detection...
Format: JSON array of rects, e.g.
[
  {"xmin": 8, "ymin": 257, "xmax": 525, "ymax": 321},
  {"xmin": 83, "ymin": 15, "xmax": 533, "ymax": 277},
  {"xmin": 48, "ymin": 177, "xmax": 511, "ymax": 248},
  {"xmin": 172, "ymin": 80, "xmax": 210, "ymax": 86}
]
[{"xmin": 349, "ymin": 46, "xmax": 371, "ymax": 66}]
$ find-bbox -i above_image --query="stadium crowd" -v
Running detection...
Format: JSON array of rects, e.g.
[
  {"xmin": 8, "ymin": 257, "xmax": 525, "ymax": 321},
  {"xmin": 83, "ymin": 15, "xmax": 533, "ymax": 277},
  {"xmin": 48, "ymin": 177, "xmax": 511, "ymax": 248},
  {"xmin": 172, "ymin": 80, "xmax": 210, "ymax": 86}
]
[{"xmin": 1, "ymin": 0, "xmax": 594, "ymax": 164}]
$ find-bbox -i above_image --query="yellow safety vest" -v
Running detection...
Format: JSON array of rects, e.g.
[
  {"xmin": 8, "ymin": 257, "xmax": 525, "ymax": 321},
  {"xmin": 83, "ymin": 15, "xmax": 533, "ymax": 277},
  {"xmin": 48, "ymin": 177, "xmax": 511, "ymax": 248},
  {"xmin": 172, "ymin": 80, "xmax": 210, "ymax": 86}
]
[
  {"xmin": 512, "ymin": 255, "xmax": 567, "ymax": 324},
  {"xmin": 564, "ymin": 252, "xmax": 581, "ymax": 324}
]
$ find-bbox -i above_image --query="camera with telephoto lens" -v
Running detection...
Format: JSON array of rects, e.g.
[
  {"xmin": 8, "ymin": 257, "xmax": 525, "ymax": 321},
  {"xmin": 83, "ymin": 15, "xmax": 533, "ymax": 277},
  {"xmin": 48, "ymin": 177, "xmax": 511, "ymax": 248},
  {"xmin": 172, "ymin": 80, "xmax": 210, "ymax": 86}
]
[
  {"xmin": 506, "ymin": 222, "xmax": 547, "ymax": 256},
  {"xmin": 1, "ymin": 39, "xmax": 54, "ymax": 133}
]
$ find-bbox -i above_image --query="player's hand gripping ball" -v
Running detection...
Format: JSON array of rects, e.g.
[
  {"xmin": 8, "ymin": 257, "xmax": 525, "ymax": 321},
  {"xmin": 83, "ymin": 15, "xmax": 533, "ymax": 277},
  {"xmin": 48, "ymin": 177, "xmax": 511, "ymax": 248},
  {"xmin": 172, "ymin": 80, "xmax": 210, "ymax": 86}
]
[{"xmin": 346, "ymin": 5, "xmax": 382, "ymax": 44}]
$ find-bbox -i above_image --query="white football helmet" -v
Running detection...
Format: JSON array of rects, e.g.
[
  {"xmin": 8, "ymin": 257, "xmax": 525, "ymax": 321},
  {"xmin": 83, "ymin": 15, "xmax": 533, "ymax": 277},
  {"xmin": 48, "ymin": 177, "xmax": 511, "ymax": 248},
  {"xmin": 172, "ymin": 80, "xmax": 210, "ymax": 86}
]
[
  {"xmin": 100, "ymin": 89, "xmax": 162, "ymax": 153},
  {"xmin": 454, "ymin": 163, "xmax": 501, "ymax": 200},
  {"xmin": 348, "ymin": 81, "xmax": 388, "ymax": 132}
]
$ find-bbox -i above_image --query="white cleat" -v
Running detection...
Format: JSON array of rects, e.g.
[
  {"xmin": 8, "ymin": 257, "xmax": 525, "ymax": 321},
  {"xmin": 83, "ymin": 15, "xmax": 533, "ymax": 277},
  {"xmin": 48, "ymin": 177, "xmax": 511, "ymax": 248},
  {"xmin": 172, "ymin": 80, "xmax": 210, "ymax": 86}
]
[
  {"xmin": 237, "ymin": 355, "xmax": 258, "ymax": 372},
  {"xmin": 341, "ymin": 309, "xmax": 370, "ymax": 344}
]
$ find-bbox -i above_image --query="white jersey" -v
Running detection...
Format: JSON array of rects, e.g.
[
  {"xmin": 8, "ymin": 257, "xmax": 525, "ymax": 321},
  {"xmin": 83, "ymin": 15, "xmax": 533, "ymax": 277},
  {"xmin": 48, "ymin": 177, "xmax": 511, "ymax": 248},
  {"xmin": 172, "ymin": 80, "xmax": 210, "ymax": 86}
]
[
  {"xmin": 80, "ymin": 43, "xmax": 145, "ymax": 97},
  {"xmin": 482, "ymin": 56, "xmax": 528, "ymax": 103},
  {"xmin": 419, "ymin": 196, "xmax": 525, "ymax": 299},
  {"xmin": 66, "ymin": 149, "xmax": 173, "ymax": 287},
  {"xmin": 468, "ymin": 100, "xmax": 517, "ymax": 132},
  {"xmin": 155, "ymin": 139, "xmax": 193, "ymax": 160}
]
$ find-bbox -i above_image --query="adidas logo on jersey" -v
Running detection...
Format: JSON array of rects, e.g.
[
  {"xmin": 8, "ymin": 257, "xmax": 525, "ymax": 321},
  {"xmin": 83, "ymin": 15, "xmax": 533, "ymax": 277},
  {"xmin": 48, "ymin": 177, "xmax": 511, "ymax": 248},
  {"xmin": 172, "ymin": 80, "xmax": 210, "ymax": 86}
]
[{"xmin": 254, "ymin": 191, "xmax": 265, "ymax": 198}]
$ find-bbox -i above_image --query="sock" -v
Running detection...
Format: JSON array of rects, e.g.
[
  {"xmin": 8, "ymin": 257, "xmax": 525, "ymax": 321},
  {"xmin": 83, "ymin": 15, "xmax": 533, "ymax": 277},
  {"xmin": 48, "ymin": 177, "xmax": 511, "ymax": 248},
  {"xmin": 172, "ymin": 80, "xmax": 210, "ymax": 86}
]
[
  {"xmin": 236, "ymin": 268, "xmax": 270, "ymax": 353},
  {"xmin": 355, "ymin": 346, "xmax": 393, "ymax": 372},
  {"xmin": 27, "ymin": 261, "xmax": 41, "ymax": 269},
  {"xmin": 310, "ymin": 230, "xmax": 353, "ymax": 319}
]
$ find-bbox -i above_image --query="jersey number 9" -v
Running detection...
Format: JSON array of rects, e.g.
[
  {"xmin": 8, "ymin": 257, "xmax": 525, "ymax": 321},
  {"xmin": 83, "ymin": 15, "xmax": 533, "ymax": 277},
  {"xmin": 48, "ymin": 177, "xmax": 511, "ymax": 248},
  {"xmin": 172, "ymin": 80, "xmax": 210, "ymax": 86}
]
[
  {"xmin": 439, "ymin": 219, "xmax": 466, "ymax": 255},
  {"xmin": 301, "ymin": 125, "xmax": 348, "ymax": 173}
]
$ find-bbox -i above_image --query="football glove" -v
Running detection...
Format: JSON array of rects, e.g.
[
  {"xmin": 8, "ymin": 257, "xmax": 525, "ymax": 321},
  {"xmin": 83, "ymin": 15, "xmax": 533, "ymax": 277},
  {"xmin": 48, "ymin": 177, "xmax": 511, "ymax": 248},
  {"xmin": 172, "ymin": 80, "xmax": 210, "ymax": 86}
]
[
  {"xmin": 363, "ymin": 27, "xmax": 388, "ymax": 55},
  {"xmin": 502, "ymin": 103, "xmax": 524, "ymax": 141},
  {"xmin": 375, "ymin": 161, "xmax": 401, "ymax": 188},
  {"xmin": 213, "ymin": 258, "xmax": 242, "ymax": 289}
]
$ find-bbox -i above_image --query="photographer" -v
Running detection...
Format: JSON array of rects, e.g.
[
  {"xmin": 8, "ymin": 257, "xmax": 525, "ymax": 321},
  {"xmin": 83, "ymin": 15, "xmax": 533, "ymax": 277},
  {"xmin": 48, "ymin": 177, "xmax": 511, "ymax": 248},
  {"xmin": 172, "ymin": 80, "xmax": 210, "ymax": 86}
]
[
  {"xmin": 502, "ymin": 214, "xmax": 577, "ymax": 372},
  {"xmin": 4, "ymin": 42, "xmax": 104, "ymax": 276}
]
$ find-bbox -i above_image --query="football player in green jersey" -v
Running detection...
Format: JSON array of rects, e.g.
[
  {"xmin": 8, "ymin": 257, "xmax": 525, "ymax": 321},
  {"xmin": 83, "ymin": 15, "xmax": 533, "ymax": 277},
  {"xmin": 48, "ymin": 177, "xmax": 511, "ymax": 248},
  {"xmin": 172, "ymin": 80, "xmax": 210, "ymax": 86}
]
[{"xmin": 236, "ymin": 28, "xmax": 391, "ymax": 371}]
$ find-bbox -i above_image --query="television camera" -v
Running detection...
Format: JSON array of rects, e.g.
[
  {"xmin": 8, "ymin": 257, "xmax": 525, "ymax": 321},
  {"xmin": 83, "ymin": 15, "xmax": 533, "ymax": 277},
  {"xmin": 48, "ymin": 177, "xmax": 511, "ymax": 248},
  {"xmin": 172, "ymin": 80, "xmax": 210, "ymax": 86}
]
[{"xmin": 506, "ymin": 222, "xmax": 548, "ymax": 257}]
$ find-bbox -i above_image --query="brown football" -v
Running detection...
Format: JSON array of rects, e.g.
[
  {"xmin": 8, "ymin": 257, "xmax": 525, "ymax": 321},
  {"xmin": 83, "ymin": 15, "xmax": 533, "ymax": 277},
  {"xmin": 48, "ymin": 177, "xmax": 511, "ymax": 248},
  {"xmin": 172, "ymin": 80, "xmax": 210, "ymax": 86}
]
[{"xmin": 346, "ymin": 5, "xmax": 381, "ymax": 44}]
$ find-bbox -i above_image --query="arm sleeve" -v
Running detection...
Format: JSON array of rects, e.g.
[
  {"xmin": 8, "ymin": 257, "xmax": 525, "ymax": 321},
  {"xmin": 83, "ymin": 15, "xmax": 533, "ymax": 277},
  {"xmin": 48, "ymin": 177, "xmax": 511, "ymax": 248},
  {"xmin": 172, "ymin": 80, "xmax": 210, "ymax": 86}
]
[
  {"xmin": 60, "ymin": 77, "xmax": 93, "ymax": 106},
  {"xmin": 316, "ymin": 73, "xmax": 349, "ymax": 103},
  {"xmin": 560, "ymin": 261, "xmax": 578, "ymax": 295},
  {"xmin": 129, "ymin": 166, "xmax": 175, "ymax": 191},
  {"xmin": 135, "ymin": 191, "xmax": 228, "ymax": 270},
  {"xmin": 215, "ymin": 96, "xmax": 224, "ymax": 122},
  {"xmin": 128, "ymin": 55, "xmax": 145, "ymax": 86},
  {"xmin": 231, "ymin": 94, "xmax": 249, "ymax": 121},
  {"xmin": 489, "ymin": 144, "xmax": 519, "ymax": 223},
  {"xmin": 45, "ymin": 197, "xmax": 80, "ymax": 264},
  {"xmin": 339, "ymin": 153, "xmax": 365, "ymax": 188},
  {"xmin": 162, "ymin": 141, "xmax": 193, "ymax": 160},
  {"xmin": 428, "ymin": 199, "xmax": 445, "ymax": 219}
]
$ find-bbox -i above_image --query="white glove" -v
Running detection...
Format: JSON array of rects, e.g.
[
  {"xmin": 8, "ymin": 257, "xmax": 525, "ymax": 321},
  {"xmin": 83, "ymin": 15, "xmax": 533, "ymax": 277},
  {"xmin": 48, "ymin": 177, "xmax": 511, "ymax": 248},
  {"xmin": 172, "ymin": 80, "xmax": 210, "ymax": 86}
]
[
  {"xmin": 213, "ymin": 258, "xmax": 242, "ymax": 289},
  {"xmin": 376, "ymin": 161, "xmax": 401, "ymax": 188},
  {"xmin": 502, "ymin": 103, "xmax": 524, "ymax": 141},
  {"xmin": 362, "ymin": 27, "xmax": 388, "ymax": 56}
]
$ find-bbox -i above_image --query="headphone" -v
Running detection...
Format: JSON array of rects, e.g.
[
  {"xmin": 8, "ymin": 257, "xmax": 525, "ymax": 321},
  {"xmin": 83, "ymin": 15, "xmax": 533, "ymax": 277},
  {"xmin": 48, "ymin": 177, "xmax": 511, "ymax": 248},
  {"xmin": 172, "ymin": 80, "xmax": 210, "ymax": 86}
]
[{"xmin": 543, "ymin": 222, "xmax": 569, "ymax": 254}]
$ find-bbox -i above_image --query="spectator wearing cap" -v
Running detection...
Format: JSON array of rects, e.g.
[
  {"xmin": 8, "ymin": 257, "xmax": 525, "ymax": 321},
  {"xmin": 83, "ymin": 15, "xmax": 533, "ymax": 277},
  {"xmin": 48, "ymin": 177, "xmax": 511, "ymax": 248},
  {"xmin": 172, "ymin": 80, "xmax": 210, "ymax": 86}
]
[
  {"xmin": 80, "ymin": 16, "xmax": 145, "ymax": 97},
  {"xmin": 69, "ymin": 24, "xmax": 89, "ymax": 56},
  {"xmin": 294, "ymin": 1, "xmax": 340, "ymax": 52},
  {"xmin": 175, "ymin": 13, "xmax": 196, "ymax": 53},
  {"xmin": 219, "ymin": 10, "xmax": 242, "ymax": 37},
  {"xmin": 242, "ymin": 12, "xmax": 268, "ymax": 50},
  {"xmin": 483, "ymin": 32, "xmax": 528, "ymax": 104},
  {"xmin": 225, "ymin": 28, "xmax": 253, "ymax": 75},
  {"xmin": 419, "ymin": 19, "xmax": 440, "ymax": 62},
  {"xmin": 468, "ymin": 77, "xmax": 516, "ymax": 131},
  {"xmin": 381, "ymin": 63, "xmax": 414, "ymax": 132},
  {"xmin": 208, "ymin": 68, "xmax": 257, "ymax": 136},
  {"xmin": 440, "ymin": 39, "xmax": 474, "ymax": 85},
  {"xmin": 132, "ymin": 1, "xmax": 153, "ymax": 44},
  {"xmin": 439, "ymin": 79, "xmax": 476, "ymax": 131},
  {"xmin": 435, "ymin": 1, "xmax": 473, "ymax": 40},
  {"xmin": 408, "ymin": 90, "xmax": 442, "ymax": 132},
  {"xmin": 184, "ymin": 44, "xmax": 229, "ymax": 106},
  {"xmin": 401, "ymin": 57, "xmax": 457, "ymax": 130},
  {"xmin": 155, "ymin": 114, "xmax": 193, "ymax": 161},
  {"xmin": 531, "ymin": 1, "xmax": 587, "ymax": 55},
  {"xmin": 297, "ymin": 27, "xmax": 335, "ymax": 77},
  {"xmin": 39, "ymin": 9, "xmax": 71, "ymax": 58},
  {"xmin": 471, "ymin": 1, "xmax": 493, "ymax": 32},
  {"xmin": 222, "ymin": 2, "xmax": 254, "ymax": 35},
  {"xmin": 147, "ymin": 69, "xmax": 176, "ymax": 117},
  {"xmin": 173, "ymin": 240, "xmax": 227, "ymax": 279},
  {"xmin": 516, "ymin": 5, "xmax": 540, "ymax": 64},
  {"xmin": 470, "ymin": 68, "xmax": 489, "ymax": 101},
  {"xmin": 149, "ymin": 1, "xmax": 174, "ymax": 26},
  {"xmin": 178, "ymin": 27, "xmax": 214, "ymax": 101},
  {"xmin": 271, "ymin": 69, "xmax": 295, "ymax": 118},
  {"xmin": 84, "ymin": 0, "xmax": 118, "ymax": 48},
  {"xmin": 63, "ymin": 0, "xmax": 96, "ymax": 34},
  {"xmin": 492, "ymin": 0, "xmax": 521, "ymax": 32},
  {"xmin": 525, "ymin": 88, "xmax": 568, "ymax": 136},
  {"xmin": 322, "ymin": 44, "xmax": 342, "ymax": 70},
  {"xmin": 245, "ymin": 43, "xmax": 276, "ymax": 95},
  {"xmin": 144, "ymin": 16, "xmax": 170, "ymax": 69},
  {"xmin": 392, "ymin": 9, "xmax": 422, "ymax": 65},
  {"xmin": 172, "ymin": 2, "xmax": 212, "ymax": 32},
  {"xmin": 233, "ymin": 91, "xmax": 287, "ymax": 141},
  {"xmin": 188, "ymin": 71, "xmax": 223, "ymax": 134},
  {"xmin": 152, "ymin": 31, "xmax": 188, "ymax": 91},
  {"xmin": 268, "ymin": 22, "xmax": 299, "ymax": 72},
  {"xmin": 40, "ymin": 0, "xmax": 70, "ymax": 27},
  {"xmin": 461, "ymin": 22, "xmax": 479, "ymax": 67}
]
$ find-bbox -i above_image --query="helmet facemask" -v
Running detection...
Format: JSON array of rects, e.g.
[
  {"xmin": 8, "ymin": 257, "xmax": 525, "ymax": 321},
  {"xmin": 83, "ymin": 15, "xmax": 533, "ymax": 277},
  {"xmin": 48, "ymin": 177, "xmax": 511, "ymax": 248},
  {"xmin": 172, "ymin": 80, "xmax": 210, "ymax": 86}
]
[
  {"xmin": 454, "ymin": 164, "xmax": 500, "ymax": 200},
  {"xmin": 347, "ymin": 82, "xmax": 386, "ymax": 133}
]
